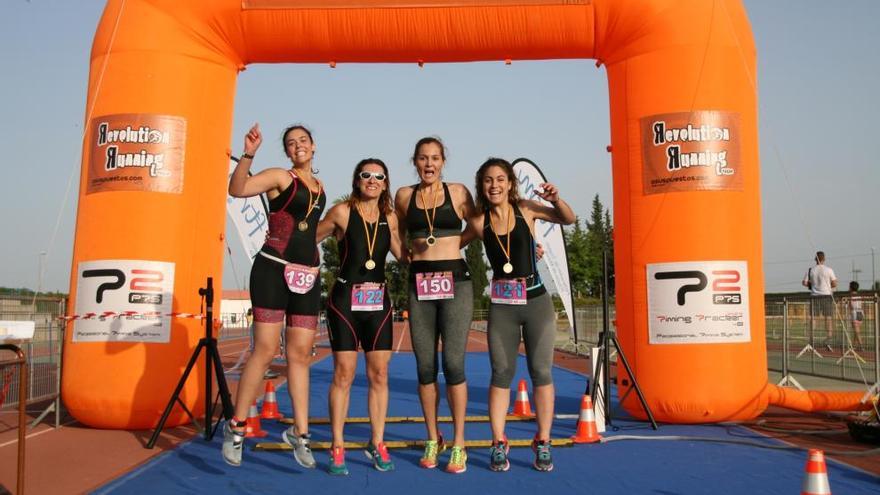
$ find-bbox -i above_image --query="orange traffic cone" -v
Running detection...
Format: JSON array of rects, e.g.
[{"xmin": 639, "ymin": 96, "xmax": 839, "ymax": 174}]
[
  {"xmin": 511, "ymin": 379, "xmax": 535, "ymax": 417},
  {"xmin": 260, "ymin": 381, "xmax": 284, "ymax": 420},
  {"xmin": 801, "ymin": 449, "xmax": 831, "ymax": 495},
  {"xmin": 244, "ymin": 400, "xmax": 268, "ymax": 438},
  {"xmin": 572, "ymin": 394, "xmax": 601, "ymax": 443}
]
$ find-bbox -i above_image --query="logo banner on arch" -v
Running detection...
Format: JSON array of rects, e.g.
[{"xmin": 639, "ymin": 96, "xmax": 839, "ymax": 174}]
[
  {"xmin": 641, "ymin": 111, "xmax": 742, "ymax": 195},
  {"xmin": 86, "ymin": 114, "xmax": 186, "ymax": 195},
  {"xmin": 512, "ymin": 158, "xmax": 573, "ymax": 332}
]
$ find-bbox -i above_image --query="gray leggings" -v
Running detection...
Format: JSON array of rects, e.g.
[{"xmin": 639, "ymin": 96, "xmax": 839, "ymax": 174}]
[
  {"xmin": 408, "ymin": 280, "xmax": 473, "ymax": 385},
  {"xmin": 488, "ymin": 291, "xmax": 556, "ymax": 388}
]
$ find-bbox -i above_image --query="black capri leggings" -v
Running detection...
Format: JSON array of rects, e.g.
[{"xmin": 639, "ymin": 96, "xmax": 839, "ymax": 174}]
[
  {"xmin": 487, "ymin": 291, "xmax": 556, "ymax": 388},
  {"xmin": 408, "ymin": 259, "xmax": 473, "ymax": 385}
]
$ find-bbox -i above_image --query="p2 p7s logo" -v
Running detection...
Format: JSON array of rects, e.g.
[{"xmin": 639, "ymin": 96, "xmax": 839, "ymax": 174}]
[
  {"xmin": 654, "ymin": 269, "xmax": 742, "ymax": 306},
  {"xmin": 82, "ymin": 268, "xmax": 164, "ymax": 304}
]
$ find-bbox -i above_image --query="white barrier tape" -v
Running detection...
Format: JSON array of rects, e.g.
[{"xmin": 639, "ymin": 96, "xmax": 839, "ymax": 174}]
[{"xmin": 59, "ymin": 311, "xmax": 206, "ymax": 321}]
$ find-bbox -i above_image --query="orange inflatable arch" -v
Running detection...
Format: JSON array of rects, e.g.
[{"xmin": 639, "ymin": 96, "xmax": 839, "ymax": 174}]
[{"xmin": 64, "ymin": 0, "xmax": 867, "ymax": 429}]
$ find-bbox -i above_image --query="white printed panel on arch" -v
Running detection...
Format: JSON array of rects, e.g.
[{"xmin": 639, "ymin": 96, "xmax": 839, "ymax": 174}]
[
  {"xmin": 73, "ymin": 260, "xmax": 175, "ymax": 343},
  {"xmin": 647, "ymin": 261, "xmax": 750, "ymax": 345}
]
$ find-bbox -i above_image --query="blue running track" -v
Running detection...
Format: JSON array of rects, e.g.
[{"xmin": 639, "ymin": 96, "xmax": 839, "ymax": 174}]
[{"xmin": 94, "ymin": 353, "xmax": 879, "ymax": 494}]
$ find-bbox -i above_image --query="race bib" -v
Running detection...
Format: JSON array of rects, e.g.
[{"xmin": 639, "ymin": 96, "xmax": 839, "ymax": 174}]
[
  {"xmin": 283, "ymin": 263, "xmax": 318, "ymax": 294},
  {"xmin": 352, "ymin": 283, "xmax": 385, "ymax": 312},
  {"xmin": 415, "ymin": 272, "xmax": 454, "ymax": 301},
  {"xmin": 490, "ymin": 279, "xmax": 527, "ymax": 305}
]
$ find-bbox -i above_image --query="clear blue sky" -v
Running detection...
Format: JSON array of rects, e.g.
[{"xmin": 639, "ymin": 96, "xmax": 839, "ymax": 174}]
[{"xmin": 1, "ymin": 0, "xmax": 878, "ymax": 294}]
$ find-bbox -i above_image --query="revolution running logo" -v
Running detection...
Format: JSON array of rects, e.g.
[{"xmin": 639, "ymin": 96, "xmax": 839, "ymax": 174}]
[
  {"xmin": 87, "ymin": 114, "xmax": 186, "ymax": 195},
  {"xmin": 641, "ymin": 111, "xmax": 742, "ymax": 195}
]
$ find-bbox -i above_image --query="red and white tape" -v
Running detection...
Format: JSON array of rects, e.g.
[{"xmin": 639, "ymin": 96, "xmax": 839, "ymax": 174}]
[{"xmin": 59, "ymin": 311, "xmax": 206, "ymax": 321}]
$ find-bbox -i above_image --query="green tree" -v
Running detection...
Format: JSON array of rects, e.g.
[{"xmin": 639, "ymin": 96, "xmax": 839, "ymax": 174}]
[
  {"xmin": 466, "ymin": 239, "xmax": 490, "ymax": 309},
  {"xmin": 318, "ymin": 195, "xmax": 349, "ymax": 302},
  {"xmin": 564, "ymin": 216, "xmax": 590, "ymax": 298},
  {"xmin": 604, "ymin": 208, "xmax": 615, "ymax": 295},
  {"xmin": 584, "ymin": 194, "xmax": 606, "ymax": 297},
  {"xmin": 320, "ymin": 236, "xmax": 340, "ymax": 303},
  {"xmin": 385, "ymin": 260, "xmax": 409, "ymax": 309}
]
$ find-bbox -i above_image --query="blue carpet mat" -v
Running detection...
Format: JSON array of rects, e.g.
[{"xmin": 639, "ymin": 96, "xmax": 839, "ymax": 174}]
[{"xmin": 94, "ymin": 353, "xmax": 879, "ymax": 494}]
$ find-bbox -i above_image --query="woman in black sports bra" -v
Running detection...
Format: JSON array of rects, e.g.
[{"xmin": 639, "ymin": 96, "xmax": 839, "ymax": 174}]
[
  {"xmin": 223, "ymin": 123, "xmax": 325, "ymax": 469},
  {"xmin": 393, "ymin": 136, "xmax": 477, "ymax": 474},
  {"xmin": 315, "ymin": 158, "xmax": 404, "ymax": 475},
  {"xmin": 470, "ymin": 157, "xmax": 575, "ymax": 473}
]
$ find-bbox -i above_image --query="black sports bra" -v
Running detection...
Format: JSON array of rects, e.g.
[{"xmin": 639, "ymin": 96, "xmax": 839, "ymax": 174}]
[{"xmin": 405, "ymin": 182, "xmax": 462, "ymax": 239}]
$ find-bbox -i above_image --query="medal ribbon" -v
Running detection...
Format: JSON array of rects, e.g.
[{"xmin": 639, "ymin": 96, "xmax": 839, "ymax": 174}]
[
  {"xmin": 419, "ymin": 183, "xmax": 441, "ymax": 240},
  {"xmin": 357, "ymin": 203, "xmax": 380, "ymax": 265},
  {"xmin": 297, "ymin": 174, "xmax": 322, "ymax": 227},
  {"xmin": 490, "ymin": 202, "xmax": 513, "ymax": 267}
]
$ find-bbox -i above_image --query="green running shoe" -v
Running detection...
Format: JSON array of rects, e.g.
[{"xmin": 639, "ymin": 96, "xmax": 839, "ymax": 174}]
[
  {"xmin": 531, "ymin": 438, "xmax": 554, "ymax": 472},
  {"xmin": 419, "ymin": 435, "xmax": 446, "ymax": 469},
  {"xmin": 327, "ymin": 445, "xmax": 349, "ymax": 476},
  {"xmin": 445, "ymin": 445, "xmax": 468, "ymax": 474},
  {"xmin": 489, "ymin": 439, "xmax": 510, "ymax": 472},
  {"xmin": 364, "ymin": 441, "xmax": 395, "ymax": 472}
]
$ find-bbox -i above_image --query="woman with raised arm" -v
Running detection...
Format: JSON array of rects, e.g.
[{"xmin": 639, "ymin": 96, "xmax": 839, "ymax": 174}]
[
  {"xmin": 223, "ymin": 123, "xmax": 325, "ymax": 470},
  {"xmin": 470, "ymin": 157, "xmax": 575, "ymax": 473},
  {"xmin": 315, "ymin": 158, "xmax": 404, "ymax": 475},
  {"xmin": 394, "ymin": 137, "xmax": 476, "ymax": 474}
]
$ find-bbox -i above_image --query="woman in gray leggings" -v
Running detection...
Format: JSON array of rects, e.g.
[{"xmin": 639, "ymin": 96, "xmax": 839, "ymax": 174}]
[
  {"xmin": 470, "ymin": 158, "xmax": 575, "ymax": 472},
  {"xmin": 394, "ymin": 136, "xmax": 477, "ymax": 474}
]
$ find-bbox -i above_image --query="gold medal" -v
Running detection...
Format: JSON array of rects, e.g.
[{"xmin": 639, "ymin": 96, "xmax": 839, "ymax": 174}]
[
  {"xmin": 365, "ymin": 259, "xmax": 376, "ymax": 270},
  {"xmin": 426, "ymin": 235, "xmax": 437, "ymax": 246},
  {"xmin": 294, "ymin": 172, "xmax": 322, "ymax": 234},
  {"xmin": 491, "ymin": 203, "xmax": 515, "ymax": 277}
]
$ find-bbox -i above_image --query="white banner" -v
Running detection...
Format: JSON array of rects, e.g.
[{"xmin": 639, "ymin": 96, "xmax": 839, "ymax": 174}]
[
  {"xmin": 227, "ymin": 158, "xmax": 270, "ymax": 260},
  {"xmin": 647, "ymin": 260, "xmax": 750, "ymax": 344},
  {"xmin": 512, "ymin": 158, "xmax": 574, "ymax": 332},
  {"xmin": 0, "ymin": 321, "xmax": 35, "ymax": 341},
  {"xmin": 73, "ymin": 260, "xmax": 175, "ymax": 343}
]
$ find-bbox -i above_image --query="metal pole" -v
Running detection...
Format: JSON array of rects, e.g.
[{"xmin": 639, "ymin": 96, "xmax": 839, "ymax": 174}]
[
  {"xmin": 782, "ymin": 298, "xmax": 789, "ymax": 378},
  {"xmin": 874, "ymin": 296, "xmax": 879, "ymax": 385},
  {"xmin": 2, "ymin": 344, "xmax": 28, "ymax": 495},
  {"xmin": 872, "ymin": 247, "xmax": 876, "ymax": 291},
  {"xmin": 203, "ymin": 277, "xmax": 214, "ymax": 441}
]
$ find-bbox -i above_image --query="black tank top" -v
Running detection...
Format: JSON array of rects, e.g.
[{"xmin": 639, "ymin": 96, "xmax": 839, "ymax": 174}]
[
  {"xmin": 262, "ymin": 171, "xmax": 326, "ymax": 265},
  {"xmin": 338, "ymin": 205, "xmax": 390, "ymax": 284},
  {"xmin": 483, "ymin": 203, "xmax": 544, "ymax": 295},
  {"xmin": 405, "ymin": 182, "xmax": 462, "ymax": 239}
]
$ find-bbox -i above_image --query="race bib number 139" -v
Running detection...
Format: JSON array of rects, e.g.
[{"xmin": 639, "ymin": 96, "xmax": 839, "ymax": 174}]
[{"xmin": 284, "ymin": 263, "xmax": 318, "ymax": 294}]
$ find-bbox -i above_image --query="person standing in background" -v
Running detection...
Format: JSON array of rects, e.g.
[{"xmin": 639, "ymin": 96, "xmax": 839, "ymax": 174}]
[{"xmin": 802, "ymin": 251, "xmax": 838, "ymax": 352}]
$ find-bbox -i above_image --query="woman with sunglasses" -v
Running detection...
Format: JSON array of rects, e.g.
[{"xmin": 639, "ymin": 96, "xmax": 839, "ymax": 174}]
[
  {"xmin": 224, "ymin": 123, "xmax": 325, "ymax": 470},
  {"xmin": 316, "ymin": 159, "xmax": 404, "ymax": 475},
  {"xmin": 471, "ymin": 158, "xmax": 574, "ymax": 473},
  {"xmin": 393, "ymin": 137, "xmax": 477, "ymax": 474}
]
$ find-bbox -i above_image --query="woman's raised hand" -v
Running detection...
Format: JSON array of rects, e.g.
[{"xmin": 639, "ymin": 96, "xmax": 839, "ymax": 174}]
[{"xmin": 243, "ymin": 123, "xmax": 262, "ymax": 155}]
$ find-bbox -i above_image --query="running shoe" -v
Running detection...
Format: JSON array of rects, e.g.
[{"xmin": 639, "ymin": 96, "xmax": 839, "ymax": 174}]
[
  {"xmin": 327, "ymin": 445, "xmax": 349, "ymax": 476},
  {"xmin": 282, "ymin": 427, "xmax": 317, "ymax": 469},
  {"xmin": 221, "ymin": 421, "xmax": 244, "ymax": 467},
  {"xmin": 445, "ymin": 445, "xmax": 468, "ymax": 474},
  {"xmin": 489, "ymin": 438, "xmax": 510, "ymax": 472},
  {"xmin": 364, "ymin": 441, "xmax": 395, "ymax": 472},
  {"xmin": 419, "ymin": 435, "xmax": 446, "ymax": 469},
  {"xmin": 531, "ymin": 438, "xmax": 554, "ymax": 472}
]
